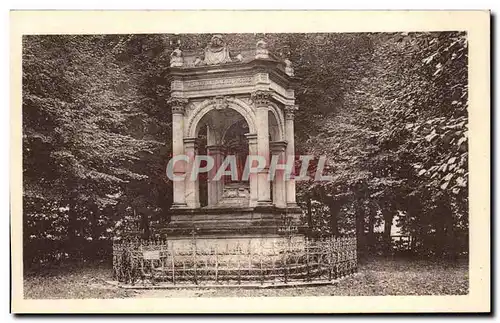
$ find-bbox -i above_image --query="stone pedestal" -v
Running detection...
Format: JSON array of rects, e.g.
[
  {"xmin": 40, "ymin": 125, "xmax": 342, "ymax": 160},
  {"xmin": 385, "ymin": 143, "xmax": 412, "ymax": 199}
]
[{"xmin": 164, "ymin": 204, "xmax": 305, "ymax": 266}]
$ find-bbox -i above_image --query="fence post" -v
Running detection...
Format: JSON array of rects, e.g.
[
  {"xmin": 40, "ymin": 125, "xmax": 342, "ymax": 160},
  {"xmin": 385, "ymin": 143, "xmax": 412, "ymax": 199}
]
[
  {"xmin": 237, "ymin": 242, "xmax": 241, "ymax": 285},
  {"xmin": 205, "ymin": 256, "xmax": 208, "ymax": 281},
  {"xmin": 182, "ymin": 256, "xmax": 186, "ymax": 281},
  {"xmin": 171, "ymin": 240, "xmax": 176, "ymax": 285},
  {"xmin": 161, "ymin": 240, "xmax": 165, "ymax": 275},
  {"xmin": 305, "ymin": 237, "xmax": 310, "ymax": 282},
  {"xmin": 342, "ymin": 237, "xmax": 346, "ymax": 277},
  {"xmin": 260, "ymin": 240, "xmax": 264, "ymax": 285},
  {"xmin": 192, "ymin": 230, "xmax": 198, "ymax": 285},
  {"xmin": 215, "ymin": 244, "xmax": 219, "ymax": 284},
  {"xmin": 328, "ymin": 236, "xmax": 333, "ymax": 281},
  {"xmin": 351, "ymin": 237, "xmax": 356, "ymax": 274},
  {"xmin": 248, "ymin": 240, "xmax": 253, "ymax": 276},
  {"xmin": 140, "ymin": 240, "xmax": 145, "ymax": 284},
  {"xmin": 271, "ymin": 240, "xmax": 276, "ymax": 277},
  {"xmin": 284, "ymin": 236, "xmax": 290, "ymax": 284},
  {"xmin": 340, "ymin": 237, "xmax": 344, "ymax": 278},
  {"xmin": 334, "ymin": 237, "xmax": 339, "ymax": 279},
  {"xmin": 341, "ymin": 237, "xmax": 345, "ymax": 277}
]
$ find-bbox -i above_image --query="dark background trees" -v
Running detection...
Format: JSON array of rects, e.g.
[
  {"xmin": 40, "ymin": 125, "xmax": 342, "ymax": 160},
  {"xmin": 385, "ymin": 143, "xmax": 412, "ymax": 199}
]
[{"xmin": 22, "ymin": 32, "xmax": 468, "ymax": 267}]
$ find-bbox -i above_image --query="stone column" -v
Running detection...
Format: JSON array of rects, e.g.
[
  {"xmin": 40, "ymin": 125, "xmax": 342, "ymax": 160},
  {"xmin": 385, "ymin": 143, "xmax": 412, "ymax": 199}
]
[
  {"xmin": 285, "ymin": 105, "xmax": 298, "ymax": 206},
  {"xmin": 184, "ymin": 137, "xmax": 200, "ymax": 209},
  {"xmin": 168, "ymin": 97, "xmax": 188, "ymax": 208},
  {"xmin": 252, "ymin": 91, "xmax": 272, "ymax": 206},
  {"xmin": 270, "ymin": 141, "xmax": 287, "ymax": 208},
  {"xmin": 245, "ymin": 133, "xmax": 258, "ymax": 207},
  {"xmin": 207, "ymin": 144, "xmax": 223, "ymax": 207}
]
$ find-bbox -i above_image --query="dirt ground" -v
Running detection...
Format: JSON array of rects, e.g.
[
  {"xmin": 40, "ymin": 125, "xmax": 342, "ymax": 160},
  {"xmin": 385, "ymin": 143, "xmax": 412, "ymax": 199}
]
[{"xmin": 23, "ymin": 257, "xmax": 468, "ymax": 299}]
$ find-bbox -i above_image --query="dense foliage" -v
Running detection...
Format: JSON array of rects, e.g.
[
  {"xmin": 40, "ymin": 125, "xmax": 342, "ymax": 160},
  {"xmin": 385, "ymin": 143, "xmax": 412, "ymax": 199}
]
[{"xmin": 22, "ymin": 32, "xmax": 468, "ymax": 266}]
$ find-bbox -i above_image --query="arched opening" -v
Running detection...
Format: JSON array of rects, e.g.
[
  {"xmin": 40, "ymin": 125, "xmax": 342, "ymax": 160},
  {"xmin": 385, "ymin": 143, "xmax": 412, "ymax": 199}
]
[
  {"xmin": 196, "ymin": 125, "xmax": 208, "ymax": 207},
  {"xmin": 268, "ymin": 109, "xmax": 285, "ymax": 206},
  {"xmin": 188, "ymin": 97, "xmax": 257, "ymax": 139},
  {"xmin": 195, "ymin": 107, "xmax": 252, "ymax": 208},
  {"xmin": 222, "ymin": 119, "xmax": 249, "ymax": 183},
  {"xmin": 268, "ymin": 109, "xmax": 280, "ymax": 142}
]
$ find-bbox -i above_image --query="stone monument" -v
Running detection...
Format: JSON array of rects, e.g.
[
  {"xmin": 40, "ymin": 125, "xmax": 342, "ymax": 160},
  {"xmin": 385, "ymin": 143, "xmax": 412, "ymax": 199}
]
[
  {"xmin": 112, "ymin": 36, "xmax": 358, "ymax": 286},
  {"xmin": 164, "ymin": 36, "xmax": 304, "ymax": 255}
]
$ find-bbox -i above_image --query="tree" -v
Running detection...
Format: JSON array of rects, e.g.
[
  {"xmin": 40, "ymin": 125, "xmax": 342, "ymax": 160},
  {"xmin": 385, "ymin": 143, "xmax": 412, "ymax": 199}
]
[
  {"xmin": 297, "ymin": 32, "xmax": 468, "ymax": 257},
  {"xmin": 23, "ymin": 35, "xmax": 170, "ymax": 263}
]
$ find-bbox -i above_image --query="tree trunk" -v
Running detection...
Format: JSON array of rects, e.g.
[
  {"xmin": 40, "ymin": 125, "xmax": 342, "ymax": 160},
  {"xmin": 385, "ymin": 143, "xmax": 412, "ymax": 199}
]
[
  {"xmin": 328, "ymin": 200, "xmax": 340, "ymax": 237},
  {"xmin": 141, "ymin": 212, "xmax": 150, "ymax": 240},
  {"xmin": 382, "ymin": 210, "xmax": 394, "ymax": 254},
  {"xmin": 441, "ymin": 196, "xmax": 455, "ymax": 260},
  {"xmin": 89, "ymin": 203, "xmax": 99, "ymax": 261},
  {"xmin": 355, "ymin": 202, "xmax": 366, "ymax": 256},
  {"xmin": 406, "ymin": 197, "xmax": 422, "ymax": 255},
  {"xmin": 67, "ymin": 194, "xmax": 78, "ymax": 259},
  {"xmin": 444, "ymin": 208, "xmax": 455, "ymax": 260},
  {"xmin": 367, "ymin": 205, "xmax": 376, "ymax": 253},
  {"xmin": 434, "ymin": 214, "xmax": 445, "ymax": 258},
  {"xmin": 306, "ymin": 195, "xmax": 313, "ymax": 235}
]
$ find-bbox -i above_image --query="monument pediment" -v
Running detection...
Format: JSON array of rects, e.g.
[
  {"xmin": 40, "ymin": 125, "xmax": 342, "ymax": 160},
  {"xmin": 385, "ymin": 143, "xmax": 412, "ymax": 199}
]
[{"xmin": 169, "ymin": 35, "xmax": 291, "ymax": 74}]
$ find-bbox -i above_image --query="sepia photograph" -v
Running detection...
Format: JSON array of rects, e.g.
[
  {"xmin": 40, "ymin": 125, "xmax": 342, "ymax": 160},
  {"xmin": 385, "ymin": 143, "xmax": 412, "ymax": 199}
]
[{"xmin": 10, "ymin": 10, "xmax": 490, "ymax": 313}]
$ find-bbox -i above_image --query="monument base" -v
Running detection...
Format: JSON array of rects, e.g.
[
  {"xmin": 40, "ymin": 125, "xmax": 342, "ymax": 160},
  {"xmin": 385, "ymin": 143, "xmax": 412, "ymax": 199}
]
[
  {"xmin": 112, "ymin": 229, "xmax": 358, "ymax": 285},
  {"xmin": 157, "ymin": 205, "xmax": 305, "ymax": 266},
  {"xmin": 163, "ymin": 205, "xmax": 303, "ymax": 236}
]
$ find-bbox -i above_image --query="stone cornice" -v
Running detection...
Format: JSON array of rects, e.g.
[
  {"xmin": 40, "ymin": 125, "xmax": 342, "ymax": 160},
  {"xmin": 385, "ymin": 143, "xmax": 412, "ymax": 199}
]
[{"xmin": 169, "ymin": 59, "xmax": 295, "ymax": 87}]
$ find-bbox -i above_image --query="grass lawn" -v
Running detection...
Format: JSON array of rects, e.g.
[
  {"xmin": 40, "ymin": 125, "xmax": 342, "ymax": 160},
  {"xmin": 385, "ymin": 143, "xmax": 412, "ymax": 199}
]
[{"xmin": 23, "ymin": 257, "xmax": 468, "ymax": 299}]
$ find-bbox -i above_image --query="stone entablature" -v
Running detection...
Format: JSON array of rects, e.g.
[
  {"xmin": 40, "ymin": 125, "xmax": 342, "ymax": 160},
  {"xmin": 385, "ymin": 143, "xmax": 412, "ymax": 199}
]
[{"xmin": 169, "ymin": 61, "xmax": 296, "ymax": 106}]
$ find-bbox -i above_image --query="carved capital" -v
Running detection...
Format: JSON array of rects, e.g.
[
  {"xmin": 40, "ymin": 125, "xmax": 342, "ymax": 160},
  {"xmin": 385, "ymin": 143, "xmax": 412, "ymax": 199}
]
[
  {"xmin": 168, "ymin": 97, "xmax": 188, "ymax": 115},
  {"xmin": 270, "ymin": 141, "xmax": 287, "ymax": 153},
  {"xmin": 284, "ymin": 105, "xmax": 299, "ymax": 120},
  {"xmin": 251, "ymin": 90, "xmax": 272, "ymax": 107}
]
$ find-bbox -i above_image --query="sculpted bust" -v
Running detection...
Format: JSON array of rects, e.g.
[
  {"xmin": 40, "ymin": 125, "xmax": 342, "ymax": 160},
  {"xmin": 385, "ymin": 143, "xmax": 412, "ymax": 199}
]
[
  {"xmin": 170, "ymin": 48, "xmax": 184, "ymax": 67},
  {"xmin": 284, "ymin": 58, "xmax": 294, "ymax": 76},
  {"xmin": 203, "ymin": 35, "xmax": 232, "ymax": 65},
  {"xmin": 255, "ymin": 40, "xmax": 269, "ymax": 59}
]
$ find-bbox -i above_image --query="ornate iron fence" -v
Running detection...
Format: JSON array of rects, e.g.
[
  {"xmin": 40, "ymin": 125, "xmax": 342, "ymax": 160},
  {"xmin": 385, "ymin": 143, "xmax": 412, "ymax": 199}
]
[{"xmin": 113, "ymin": 235, "xmax": 357, "ymax": 286}]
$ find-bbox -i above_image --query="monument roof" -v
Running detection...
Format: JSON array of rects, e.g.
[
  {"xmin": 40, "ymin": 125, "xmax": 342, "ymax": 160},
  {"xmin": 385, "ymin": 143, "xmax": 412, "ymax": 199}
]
[
  {"xmin": 178, "ymin": 47, "xmax": 283, "ymax": 68},
  {"xmin": 169, "ymin": 35, "xmax": 294, "ymax": 78}
]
